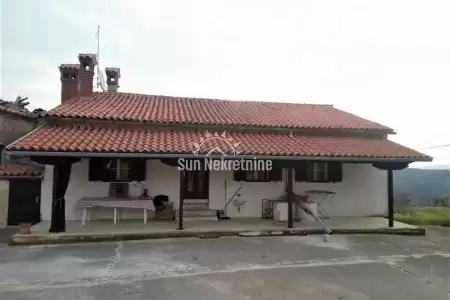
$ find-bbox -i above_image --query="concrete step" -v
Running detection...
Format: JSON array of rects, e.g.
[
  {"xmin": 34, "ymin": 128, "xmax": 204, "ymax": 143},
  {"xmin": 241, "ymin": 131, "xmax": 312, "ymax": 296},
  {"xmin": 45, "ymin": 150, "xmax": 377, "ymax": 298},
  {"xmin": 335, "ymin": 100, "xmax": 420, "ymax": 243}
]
[
  {"xmin": 183, "ymin": 203, "xmax": 209, "ymax": 210},
  {"xmin": 184, "ymin": 216, "xmax": 218, "ymax": 221},
  {"xmin": 183, "ymin": 208, "xmax": 217, "ymax": 218},
  {"xmin": 176, "ymin": 209, "xmax": 217, "ymax": 221}
]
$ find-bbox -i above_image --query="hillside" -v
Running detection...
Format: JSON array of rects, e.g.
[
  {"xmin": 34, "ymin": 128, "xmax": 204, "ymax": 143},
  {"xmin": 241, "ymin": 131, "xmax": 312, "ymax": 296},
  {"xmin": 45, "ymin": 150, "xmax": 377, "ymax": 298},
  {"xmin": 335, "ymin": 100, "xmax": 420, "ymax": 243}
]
[{"xmin": 394, "ymin": 168, "xmax": 450, "ymax": 203}]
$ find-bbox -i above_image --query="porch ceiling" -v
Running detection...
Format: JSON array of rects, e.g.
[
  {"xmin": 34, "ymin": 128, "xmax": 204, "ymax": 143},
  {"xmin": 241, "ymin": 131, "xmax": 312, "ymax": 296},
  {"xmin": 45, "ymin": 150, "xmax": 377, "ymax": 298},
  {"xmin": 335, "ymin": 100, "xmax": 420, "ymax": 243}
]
[{"xmin": 6, "ymin": 124, "xmax": 431, "ymax": 162}]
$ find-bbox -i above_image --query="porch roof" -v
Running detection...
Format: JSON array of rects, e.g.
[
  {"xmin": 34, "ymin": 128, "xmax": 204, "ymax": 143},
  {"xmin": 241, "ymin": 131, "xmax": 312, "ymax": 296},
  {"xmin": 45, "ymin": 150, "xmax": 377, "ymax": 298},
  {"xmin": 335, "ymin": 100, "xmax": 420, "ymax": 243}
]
[
  {"xmin": 6, "ymin": 124, "xmax": 431, "ymax": 162},
  {"xmin": 0, "ymin": 162, "xmax": 44, "ymax": 179}
]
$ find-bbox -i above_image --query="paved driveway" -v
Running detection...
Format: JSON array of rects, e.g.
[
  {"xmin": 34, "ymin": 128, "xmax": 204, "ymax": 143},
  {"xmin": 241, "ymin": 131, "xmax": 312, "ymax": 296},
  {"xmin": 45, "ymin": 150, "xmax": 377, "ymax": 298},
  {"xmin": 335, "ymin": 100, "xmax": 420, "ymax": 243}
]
[{"xmin": 0, "ymin": 234, "xmax": 448, "ymax": 299}]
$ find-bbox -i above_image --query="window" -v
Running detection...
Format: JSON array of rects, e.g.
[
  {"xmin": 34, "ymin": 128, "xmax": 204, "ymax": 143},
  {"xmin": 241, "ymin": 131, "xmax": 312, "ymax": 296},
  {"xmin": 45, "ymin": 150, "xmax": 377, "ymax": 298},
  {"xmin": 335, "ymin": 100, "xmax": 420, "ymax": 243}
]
[
  {"xmin": 246, "ymin": 170, "xmax": 270, "ymax": 182},
  {"xmin": 295, "ymin": 162, "xmax": 342, "ymax": 183},
  {"xmin": 104, "ymin": 159, "xmax": 131, "ymax": 181},
  {"xmin": 88, "ymin": 158, "xmax": 146, "ymax": 182},
  {"xmin": 234, "ymin": 168, "xmax": 282, "ymax": 182},
  {"xmin": 306, "ymin": 162, "xmax": 328, "ymax": 182}
]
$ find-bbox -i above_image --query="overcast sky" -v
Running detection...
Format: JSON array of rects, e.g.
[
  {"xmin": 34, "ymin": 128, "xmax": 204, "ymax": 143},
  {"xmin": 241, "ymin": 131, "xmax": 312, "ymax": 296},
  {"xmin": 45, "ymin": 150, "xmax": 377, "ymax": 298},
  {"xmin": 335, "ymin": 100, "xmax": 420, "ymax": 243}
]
[{"xmin": 1, "ymin": 0, "xmax": 450, "ymax": 167}]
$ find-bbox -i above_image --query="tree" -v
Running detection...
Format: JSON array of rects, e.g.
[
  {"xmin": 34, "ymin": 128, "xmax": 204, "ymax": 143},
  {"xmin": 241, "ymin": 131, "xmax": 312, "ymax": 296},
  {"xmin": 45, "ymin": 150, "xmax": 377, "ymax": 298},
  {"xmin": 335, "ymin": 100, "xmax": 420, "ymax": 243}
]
[{"xmin": 14, "ymin": 95, "xmax": 30, "ymax": 108}]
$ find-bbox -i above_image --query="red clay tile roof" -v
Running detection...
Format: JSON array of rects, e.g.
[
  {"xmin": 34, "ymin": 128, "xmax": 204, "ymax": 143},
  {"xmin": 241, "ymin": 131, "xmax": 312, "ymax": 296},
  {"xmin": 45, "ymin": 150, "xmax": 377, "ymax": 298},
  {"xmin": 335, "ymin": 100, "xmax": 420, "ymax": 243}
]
[
  {"xmin": 46, "ymin": 92, "xmax": 393, "ymax": 131},
  {"xmin": 0, "ymin": 162, "xmax": 44, "ymax": 178},
  {"xmin": 6, "ymin": 124, "xmax": 430, "ymax": 160}
]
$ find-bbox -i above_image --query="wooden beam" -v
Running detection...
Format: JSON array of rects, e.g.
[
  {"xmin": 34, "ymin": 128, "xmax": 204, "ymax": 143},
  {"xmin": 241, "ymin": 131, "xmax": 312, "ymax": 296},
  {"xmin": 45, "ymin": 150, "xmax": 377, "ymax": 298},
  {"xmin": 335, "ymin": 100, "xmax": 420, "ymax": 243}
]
[
  {"xmin": 387, "ymin": 169, "xmax": 394, "ymax": 228},
  {"xmin": 178, "ymin": 170, "xmax": 184, "ymax": 230},
  {"xmin": 286, "ymin": 167, "xmax": 294, "ymax": 228}
]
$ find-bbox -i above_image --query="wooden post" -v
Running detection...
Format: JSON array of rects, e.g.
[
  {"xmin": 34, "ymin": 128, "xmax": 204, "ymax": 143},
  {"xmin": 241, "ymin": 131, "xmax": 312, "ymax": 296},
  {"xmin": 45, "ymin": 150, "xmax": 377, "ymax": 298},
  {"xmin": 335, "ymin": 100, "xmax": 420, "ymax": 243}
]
[
  {"xmin": 387, "ymin": 168, "xmax": 394, "ymax": 228},
  {"xmin": 178, "ymin": 170, "xmax": 184, "ymax": 230},
  {"xmin": 286, "ymin": 167, "xmax": 294, "ymax": 228},
  {"xmin": 373, "ymin": 163, "xmax": 408, "ymax": 228}
]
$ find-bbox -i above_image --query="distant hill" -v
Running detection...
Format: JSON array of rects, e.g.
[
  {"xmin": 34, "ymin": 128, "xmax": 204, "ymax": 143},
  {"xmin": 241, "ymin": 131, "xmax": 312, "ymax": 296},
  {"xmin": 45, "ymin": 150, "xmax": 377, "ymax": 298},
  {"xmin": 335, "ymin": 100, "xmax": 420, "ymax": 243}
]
[
  {"xmin": 419, "ymin": 164, "xmax": 450, "ymax": 170},
  {"xmin": 394, "ymin": 168, "xmax": 450, "ymax": 203}
]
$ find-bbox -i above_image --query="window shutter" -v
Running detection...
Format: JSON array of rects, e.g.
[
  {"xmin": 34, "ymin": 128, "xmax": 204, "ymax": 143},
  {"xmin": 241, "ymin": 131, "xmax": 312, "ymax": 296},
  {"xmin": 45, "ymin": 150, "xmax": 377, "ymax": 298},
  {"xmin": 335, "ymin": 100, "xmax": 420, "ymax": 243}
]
[
  {"xmin": 130, "ymin": 159, "xmax": 147, "ymax": 182},
  {"xmin": 269, "ymin": 167, "xmax": 282, "ymax": 182},
  {"xmin": 294, "ymin": 161, "xmax": 308, "ymax": 182},
  {"xmin": 234, "ymin": 170, "xmax": 246, "ymax": 181},
  {"xmin": 88, "ymin": 158, "xmax": 104, "ymax": 181},
  {"xmin": 328, "ymin": 162, "xmax": 342, "ymax": 182}
]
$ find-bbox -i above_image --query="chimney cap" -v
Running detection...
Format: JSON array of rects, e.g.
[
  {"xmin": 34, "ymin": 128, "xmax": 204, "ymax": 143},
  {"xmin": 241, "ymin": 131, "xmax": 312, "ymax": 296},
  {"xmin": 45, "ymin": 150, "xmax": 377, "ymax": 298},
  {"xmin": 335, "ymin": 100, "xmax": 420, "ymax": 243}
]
[
  {"xmin": 78, "ymin": 53, "xmax": 97, "ymax": 67},
  {"xmin": 105, "ymin": 67, "xmax": 121, "ymax": 78},
  {"xmin": 59, "ymin": 64, "xmax": 80, "ymax": 70}
]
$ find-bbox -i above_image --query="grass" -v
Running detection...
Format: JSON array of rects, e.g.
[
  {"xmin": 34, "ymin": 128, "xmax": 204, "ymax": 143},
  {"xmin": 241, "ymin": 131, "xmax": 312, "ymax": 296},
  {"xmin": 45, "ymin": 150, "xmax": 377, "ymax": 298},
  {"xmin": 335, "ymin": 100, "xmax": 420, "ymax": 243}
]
[{"xmin": 394, "ymin": 206, "xmax": 450, "ymax": 226}]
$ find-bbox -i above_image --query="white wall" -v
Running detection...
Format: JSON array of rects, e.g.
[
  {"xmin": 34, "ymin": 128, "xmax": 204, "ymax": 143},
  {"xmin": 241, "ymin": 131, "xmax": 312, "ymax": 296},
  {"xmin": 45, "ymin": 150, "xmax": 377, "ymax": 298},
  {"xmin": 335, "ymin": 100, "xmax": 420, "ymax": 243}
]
[
  {"xmin": 209, "ymin": 170, "xmax": 286, "ymax": 218},
  {"xmin": 208, "ymin": 163, "xmax": 387, "ymax": 218},
  {"xmin": 41, "ymin": 160, "xmax": 387, "ymax": 220},
  {"xmin": 293, "ymin": 164, "xmax": 388, "ymax": 217},
  {"xmin": 41, "ymin": 159, "xmax": 180, "ymax": 221}
]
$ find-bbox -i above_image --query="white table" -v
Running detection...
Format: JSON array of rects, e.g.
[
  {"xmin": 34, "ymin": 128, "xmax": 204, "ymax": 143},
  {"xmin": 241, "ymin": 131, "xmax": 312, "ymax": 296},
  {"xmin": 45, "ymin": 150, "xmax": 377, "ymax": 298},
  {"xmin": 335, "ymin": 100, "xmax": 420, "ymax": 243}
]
[{"xmin": 76, "ymin": 197, "xmax": 155, "ymax": 226}]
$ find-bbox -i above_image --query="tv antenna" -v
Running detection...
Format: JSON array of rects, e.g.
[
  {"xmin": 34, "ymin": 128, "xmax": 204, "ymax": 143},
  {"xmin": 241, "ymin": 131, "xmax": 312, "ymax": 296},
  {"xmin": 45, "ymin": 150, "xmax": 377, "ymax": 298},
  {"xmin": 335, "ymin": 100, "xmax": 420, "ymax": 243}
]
[{"xmin": 95, "ymin": 25, "xmax": 107, "ymax": 92}]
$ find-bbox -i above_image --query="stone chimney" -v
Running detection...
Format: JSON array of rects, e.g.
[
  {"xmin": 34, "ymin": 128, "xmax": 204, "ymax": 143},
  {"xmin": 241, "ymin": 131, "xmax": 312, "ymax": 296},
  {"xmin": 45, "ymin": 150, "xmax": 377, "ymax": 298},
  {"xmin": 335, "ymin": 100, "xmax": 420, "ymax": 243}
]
[
  {"xmin": 105, "ymin": 67, "xmax": 121, "ymax": 92},
  {"xmin": 78, "ymin": 53, "xmax": 97, "ymax": 99},
  {"xmin": 59, "ymin": 64, "xmax": 80, "ymax": 103}
]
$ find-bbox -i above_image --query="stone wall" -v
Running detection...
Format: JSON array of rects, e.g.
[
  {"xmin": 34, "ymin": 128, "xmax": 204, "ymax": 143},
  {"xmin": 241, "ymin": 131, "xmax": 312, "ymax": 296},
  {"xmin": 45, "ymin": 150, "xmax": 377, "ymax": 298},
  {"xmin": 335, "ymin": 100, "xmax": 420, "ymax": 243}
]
[{"xmin": 0, "ymin": 113, "xmax": 37, "ymax": 146}]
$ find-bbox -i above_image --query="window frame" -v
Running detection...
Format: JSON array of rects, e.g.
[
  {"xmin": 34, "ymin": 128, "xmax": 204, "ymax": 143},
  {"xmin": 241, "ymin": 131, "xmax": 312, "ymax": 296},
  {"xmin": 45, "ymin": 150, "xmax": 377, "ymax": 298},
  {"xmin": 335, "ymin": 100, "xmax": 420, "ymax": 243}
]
[
  {"xmin": 234, "ymin": 167, "xmax": 282, "ymax": 182},
  {"xmin": 89, "ymin": 158, "xmax": 146, "ymax": 182},
  {"xmin": 306, "ymin": 162, "xmax": 329, "ymax": 182},
  {"xmin": 105, "ymin": 159, "xmax": 131, "ymax": 182},
  {"xmin": 295, "ymin": 161, "xmax": 342, "ymax": 183},
  {"xmin": 245, "ymin": 170, "xmax": 270, "ymax": 182}
]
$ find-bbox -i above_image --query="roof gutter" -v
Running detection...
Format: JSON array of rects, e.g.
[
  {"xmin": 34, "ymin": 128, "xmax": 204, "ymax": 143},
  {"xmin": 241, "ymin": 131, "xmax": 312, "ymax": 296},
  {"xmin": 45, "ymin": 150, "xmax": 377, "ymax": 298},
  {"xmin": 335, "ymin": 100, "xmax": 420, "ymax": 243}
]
[
  {"xmin": 4, "ymin": 150, "xmax": 432, "ymax": 163},
  {"xmin": 0, "ymin": 175, "xmax": 43, "ymax": 180}
]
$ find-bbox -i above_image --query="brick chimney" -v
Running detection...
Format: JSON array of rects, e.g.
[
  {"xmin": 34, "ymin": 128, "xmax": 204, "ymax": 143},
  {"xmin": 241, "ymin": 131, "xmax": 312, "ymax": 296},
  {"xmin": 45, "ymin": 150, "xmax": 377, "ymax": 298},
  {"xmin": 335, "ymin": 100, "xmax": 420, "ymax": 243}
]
[
  {"xmin": 78, "ymin": 53, "xmax": 97, "ymax": 99},
  {"xmin": 59, "ymin": 64, "xmax": 80, "ymax": 103},
  {"xmin": 105, "ymin": 67, "xmax": 121, "ymax": 92}
]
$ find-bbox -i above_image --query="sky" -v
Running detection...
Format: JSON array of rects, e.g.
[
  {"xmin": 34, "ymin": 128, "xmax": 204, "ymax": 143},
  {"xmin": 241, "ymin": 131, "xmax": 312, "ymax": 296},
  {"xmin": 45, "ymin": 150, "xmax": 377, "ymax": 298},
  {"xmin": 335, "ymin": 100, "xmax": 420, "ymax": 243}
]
[{"xmin": 1, "ymin": 0, "xmax": 450, "ymax": 167}]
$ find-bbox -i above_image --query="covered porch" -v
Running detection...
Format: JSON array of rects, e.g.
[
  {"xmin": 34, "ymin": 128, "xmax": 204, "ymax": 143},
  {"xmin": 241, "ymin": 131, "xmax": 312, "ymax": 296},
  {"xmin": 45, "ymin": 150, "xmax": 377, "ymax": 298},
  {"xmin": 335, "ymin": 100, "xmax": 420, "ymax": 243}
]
[{"xmin": 12, "ymin": 155, "xmax": 413, "ymax": 233}]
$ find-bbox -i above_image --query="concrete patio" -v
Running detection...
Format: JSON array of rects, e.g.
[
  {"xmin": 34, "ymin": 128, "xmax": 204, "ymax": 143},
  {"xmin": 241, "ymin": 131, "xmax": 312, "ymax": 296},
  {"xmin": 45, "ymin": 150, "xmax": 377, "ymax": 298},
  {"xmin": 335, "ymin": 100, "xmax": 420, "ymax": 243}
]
[{"xmin": 9, "ymin": 217, "xmax": 423, "ymax": 246}]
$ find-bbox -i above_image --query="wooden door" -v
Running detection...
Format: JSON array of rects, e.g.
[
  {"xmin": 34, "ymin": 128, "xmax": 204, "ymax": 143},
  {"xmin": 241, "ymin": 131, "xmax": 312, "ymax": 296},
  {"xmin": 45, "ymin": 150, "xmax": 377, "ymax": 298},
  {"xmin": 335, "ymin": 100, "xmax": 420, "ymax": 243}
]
[
  {"xmin": 7, "ymin": 180, "xmax": 41, "ymax": 225},
  {"xmin": 183, "ymin": 169, "xmax": 209, "ymax": 208}
]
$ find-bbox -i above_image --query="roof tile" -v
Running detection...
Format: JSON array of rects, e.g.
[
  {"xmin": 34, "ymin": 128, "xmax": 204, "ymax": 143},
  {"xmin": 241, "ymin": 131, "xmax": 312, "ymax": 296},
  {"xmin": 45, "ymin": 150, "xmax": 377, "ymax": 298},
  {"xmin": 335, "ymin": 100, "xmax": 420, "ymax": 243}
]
[
  {"xmin": 7, "ymin": 124, "xmax": 429, "ymax": 160},
  {"xmin": 0, "ymin": 162, "xmax": 44, "ymax": 178},
  {"xmin": 47, "ymin": 92, "xmax": 392, "ymax": 131}
]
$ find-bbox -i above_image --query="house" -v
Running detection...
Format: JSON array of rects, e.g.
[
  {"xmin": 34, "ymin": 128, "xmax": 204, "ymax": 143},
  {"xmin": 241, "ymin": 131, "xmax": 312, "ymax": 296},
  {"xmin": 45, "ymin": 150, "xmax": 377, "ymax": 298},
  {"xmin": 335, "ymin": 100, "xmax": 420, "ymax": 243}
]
[
  {"xmin": 5, "ymin": 53, "xmax": 431, "ymax": 233},
  {"xmin": 0, "ymin": 97, "xmax": 44, "ymax": 226},
  {"xmin": 0, "ymin": 96, "xmax": 40, "ymax": 161}
]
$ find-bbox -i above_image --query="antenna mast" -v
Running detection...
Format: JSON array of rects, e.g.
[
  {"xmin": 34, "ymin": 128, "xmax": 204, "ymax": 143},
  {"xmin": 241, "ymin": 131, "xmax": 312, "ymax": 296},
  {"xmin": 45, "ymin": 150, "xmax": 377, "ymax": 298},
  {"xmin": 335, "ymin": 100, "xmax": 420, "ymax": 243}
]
[
  {"xmin": 96, "ymin": 25, "xmax": 100, "ymax": 88},
  {"xmin": 95, "ymin": 25, "xmax": 108, "ymax": 92}
]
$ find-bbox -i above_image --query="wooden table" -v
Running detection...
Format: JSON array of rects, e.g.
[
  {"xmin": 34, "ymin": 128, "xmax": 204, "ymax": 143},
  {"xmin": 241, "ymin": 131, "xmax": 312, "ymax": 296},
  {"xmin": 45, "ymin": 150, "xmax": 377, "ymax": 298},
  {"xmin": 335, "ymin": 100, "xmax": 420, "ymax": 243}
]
[{"xmin": 76, "ymin": 197, "xmax": 155, "ymax": 226}]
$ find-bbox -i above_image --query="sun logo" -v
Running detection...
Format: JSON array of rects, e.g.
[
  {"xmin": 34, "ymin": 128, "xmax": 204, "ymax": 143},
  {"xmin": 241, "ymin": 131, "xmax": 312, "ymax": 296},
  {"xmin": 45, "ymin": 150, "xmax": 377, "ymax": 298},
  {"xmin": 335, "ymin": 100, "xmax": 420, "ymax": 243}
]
[{"xmin": 192, "ymin": 131, "xmax": 241, "ymax": 156}]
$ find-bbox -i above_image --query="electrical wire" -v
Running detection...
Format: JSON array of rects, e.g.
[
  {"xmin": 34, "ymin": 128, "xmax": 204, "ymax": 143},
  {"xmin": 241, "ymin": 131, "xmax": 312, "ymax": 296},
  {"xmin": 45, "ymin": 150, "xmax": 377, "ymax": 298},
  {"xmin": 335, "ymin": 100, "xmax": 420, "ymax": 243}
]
[{"xmin": 417, "ymin": 144, "xmax": 450, "ymax": 150}]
